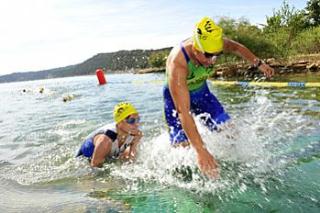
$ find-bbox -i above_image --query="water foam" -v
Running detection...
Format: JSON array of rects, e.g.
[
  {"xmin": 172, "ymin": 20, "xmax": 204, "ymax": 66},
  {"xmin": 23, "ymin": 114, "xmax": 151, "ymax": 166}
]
[
  {"xmin": 1, "ymin": 92, "xmax": 315, "ymax": 197},
  {"xmin": 108, "ymin": 92, "xmax": 313, "ymax": 195}
]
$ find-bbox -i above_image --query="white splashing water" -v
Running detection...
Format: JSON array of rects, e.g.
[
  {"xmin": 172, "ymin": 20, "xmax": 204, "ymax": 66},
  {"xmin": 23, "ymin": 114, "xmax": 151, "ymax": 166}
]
[
  {"xmin": 108, "ymin": 94, "xmax": 309, "ymax": 194},
  {"xmin": 1, "ymin": 92, "xmax": 313, "ymax": 195}
]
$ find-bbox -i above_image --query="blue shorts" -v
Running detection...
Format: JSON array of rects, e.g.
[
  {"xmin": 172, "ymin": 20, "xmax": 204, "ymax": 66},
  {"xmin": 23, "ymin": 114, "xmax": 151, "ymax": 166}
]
[
  {"xmin": 163, "ymin": 82, "xmax": 230, "ymax": 144},
  {"xmin": 76, "ymin": 138, "xmax": 94, "ymax": 158}
]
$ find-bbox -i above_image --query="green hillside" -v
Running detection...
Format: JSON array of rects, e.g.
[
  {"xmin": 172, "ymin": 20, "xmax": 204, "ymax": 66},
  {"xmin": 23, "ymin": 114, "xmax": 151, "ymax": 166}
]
[{"xmin": 0, "ymin": 48, "xmax": 171, "ymax": 83}]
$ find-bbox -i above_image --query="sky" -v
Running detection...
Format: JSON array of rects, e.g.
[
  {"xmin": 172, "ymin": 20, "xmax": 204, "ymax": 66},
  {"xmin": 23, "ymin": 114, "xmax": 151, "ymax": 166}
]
[{"xmin": 0, "ymin": 0, "xmax": 307, "ymax": 75}]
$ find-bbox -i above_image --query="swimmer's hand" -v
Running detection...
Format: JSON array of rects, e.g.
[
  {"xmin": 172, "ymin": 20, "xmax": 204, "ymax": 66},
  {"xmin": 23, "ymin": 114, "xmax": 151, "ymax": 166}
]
[
  {"xmin": 124, "ymin": 130, "xmax": 143, "ymax": 162},
  {"xmin": 197, "ymin": 148, "xmax": 220, "ymax": 179},
  {"xmin": 129, "ymin": 129, "xmax": 143, "ymax": 139},
  {"xmin": 259, "ymin": 63, "xmax": 274, "ymax": 78},
  {"xmin": 132, "ymin": 130, "xmax": 143, "ymax": 144}
]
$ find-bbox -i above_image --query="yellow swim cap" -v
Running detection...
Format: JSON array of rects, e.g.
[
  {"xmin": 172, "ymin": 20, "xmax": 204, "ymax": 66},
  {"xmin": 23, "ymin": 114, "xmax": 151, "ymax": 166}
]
[
  {"xmin": 113, "ymin": 102, "xmax": 138, "ymax": 123},
  {"xmin": 193, "ymin": 17, "xmax": 223, "ymax": 53}
]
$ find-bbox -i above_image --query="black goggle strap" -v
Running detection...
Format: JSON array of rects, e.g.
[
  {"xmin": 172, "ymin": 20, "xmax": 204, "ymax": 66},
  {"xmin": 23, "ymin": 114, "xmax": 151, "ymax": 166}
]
[{"xmin": 204, "ymin": 52, "xmax": 222, "ymax": 58}]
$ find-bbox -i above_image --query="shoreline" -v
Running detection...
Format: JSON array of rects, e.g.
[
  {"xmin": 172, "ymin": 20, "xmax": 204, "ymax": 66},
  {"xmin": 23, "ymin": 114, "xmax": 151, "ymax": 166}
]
[
  {"xmin": 134, "ymin": 54, "xmax": 320, "ymax": 79},
  {"xmin": 1, "ymin": 54, "xmax": 319, "ymax": 84}
]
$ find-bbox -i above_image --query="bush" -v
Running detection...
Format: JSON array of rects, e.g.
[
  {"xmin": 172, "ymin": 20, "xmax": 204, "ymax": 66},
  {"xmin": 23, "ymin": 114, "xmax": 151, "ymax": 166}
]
[
  {"xmin": 264, "ymin": 28, "xmax": 293, "ymax": 57},
  {"xmin": 290, "ymin": 26, "xmax": 320, "ymax": 54},
  {"xmin": 218, "ymin": 17, "xmax": 278, "ymax": 59}
]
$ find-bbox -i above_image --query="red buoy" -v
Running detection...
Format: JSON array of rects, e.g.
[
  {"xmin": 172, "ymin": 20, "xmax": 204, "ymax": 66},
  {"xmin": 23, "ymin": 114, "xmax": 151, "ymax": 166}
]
[{"xmin": 96, "ymin": 68, "xmax": 106, "ymax": 85}]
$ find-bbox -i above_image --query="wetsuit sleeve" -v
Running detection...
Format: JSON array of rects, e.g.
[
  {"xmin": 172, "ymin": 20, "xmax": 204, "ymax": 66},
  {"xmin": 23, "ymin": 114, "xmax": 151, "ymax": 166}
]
[{"xmin": 104, "ymin": 130, "xmax": 117, "ymax": 142}]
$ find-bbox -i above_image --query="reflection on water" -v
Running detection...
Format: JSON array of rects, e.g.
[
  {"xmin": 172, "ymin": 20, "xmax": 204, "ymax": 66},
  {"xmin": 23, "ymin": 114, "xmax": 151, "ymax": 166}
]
[{"xmin": 0, "ymin": 74, "xmax": 319, "ymax": 212}]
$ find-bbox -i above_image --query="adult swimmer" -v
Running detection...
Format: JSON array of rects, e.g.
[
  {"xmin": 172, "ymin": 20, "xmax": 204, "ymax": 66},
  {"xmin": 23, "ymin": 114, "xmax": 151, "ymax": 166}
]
[
  {"xmin": 77, "ymin": 102, "xmax": 142, "ymax": 167},
  {"xmin": 164, "ymin": 16, "xmax": 274, "ymax": 179}
]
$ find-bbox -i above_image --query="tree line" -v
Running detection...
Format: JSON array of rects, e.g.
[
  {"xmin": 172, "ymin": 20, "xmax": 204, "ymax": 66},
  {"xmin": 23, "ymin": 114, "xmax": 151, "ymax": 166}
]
[
  {"xmin": 151, "ymin": 0, "xmax": 320, "ymax": 66},
  {"xmin": 0, "ymin": 48, "xmax": 171, "ymax": 83}
]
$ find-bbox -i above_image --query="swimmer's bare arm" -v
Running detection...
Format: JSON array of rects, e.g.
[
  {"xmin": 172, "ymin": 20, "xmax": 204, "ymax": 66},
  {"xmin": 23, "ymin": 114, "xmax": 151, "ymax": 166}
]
[
  {"xmin": 91, "ymin": 135, "xmax": 112, "ymax": 167},
  {"xmin": 167, "ymin": 57, "xmax": 219, "ymax": 179},
  {"xmin": 223, "ymin": 38, "xmax": 274, "ymax": 78}
]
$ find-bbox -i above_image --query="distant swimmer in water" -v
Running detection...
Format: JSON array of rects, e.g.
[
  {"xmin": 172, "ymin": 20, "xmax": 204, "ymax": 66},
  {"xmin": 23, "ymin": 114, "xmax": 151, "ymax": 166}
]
[
  {"xmin": 62, "ymin": 94, "xmax": 74, "ymax": 102},
  {"xmin": 164, "ymin": 17, "xmax": 274, "ymax": 179},
  {"xmin": 76, "ymin": 102, "xmax": 142, "ymax": 167}
]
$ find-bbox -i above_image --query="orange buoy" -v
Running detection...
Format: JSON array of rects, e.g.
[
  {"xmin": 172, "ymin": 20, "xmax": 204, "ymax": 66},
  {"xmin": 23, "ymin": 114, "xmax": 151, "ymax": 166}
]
[{"xmin": 96, "ymin": 68, "xmax": 106, "ymax": 85}]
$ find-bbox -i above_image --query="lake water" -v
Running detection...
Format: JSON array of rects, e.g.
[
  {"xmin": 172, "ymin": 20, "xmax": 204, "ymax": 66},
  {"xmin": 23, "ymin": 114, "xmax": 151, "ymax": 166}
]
[{"xmin": 0, "ymin": 73, "xmax": 319, "ymax": 212}]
